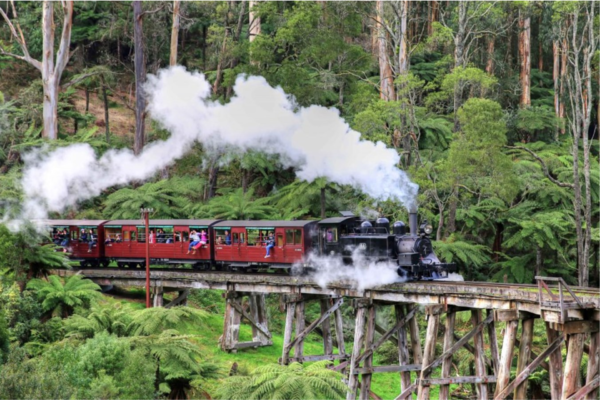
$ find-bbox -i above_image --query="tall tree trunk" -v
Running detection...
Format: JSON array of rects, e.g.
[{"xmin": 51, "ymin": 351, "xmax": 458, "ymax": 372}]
[
  {"xmin": 133, "ymin": 0, "xmax": 145, "ymax": 156},
  {"xmin": 212, "ymin": 28, "xmax": 230, "ymax": 95},
  {"xmin": 39, "ymin": 1, "xmax": 73, "ymax": 140},
  {"xmin": 226, "ymin": 1, "xmax": 247, "ymax": 99},
  {"xmin": 486, "ymin": 35, "xmax": 495, "ymax": 75},
  {"xmin": 454, "ymin": 1, "xmax": 467, "ymax": 69},
  {"xmin": 564, "ymin": 4, "xmax": 595, "ymax": 286},
  {"xmin": 452, "ymin": 1, "xmax": 468, "ymax": 131},
  {"xmin": 553, "ymin": 40, "xmax": 560, "ymax": 141},
  {"xmin": 41, "ymin": 1, "xmax": 56, "ymax": 140},
  {"xmin": 427, "ymin": 1, "xmax": 438, "ymax": 36},
  {"xmin": 535, "ymin": 245, "xmax": 543, "ymax": 277},
  {"xmin": 537, "ymin": 14, "xmax": 543, "ymax": 73},
  {"xmin": 377, "ymin": 0, "xmax": 395, "ymax": 101},
  {"xmin": 249, "ymin": 1, "xmax": 261, "ymax": 42},
  {"xmin": 169, "ymin": 0, "xmax": 180, "ymax": 66},
  {"xmin": 101, "ymin": 82, "xmax": 110, "ymax": 144},
  {"xmin": 559, "ymin": 31, "xmax": 568, "ymax": 134},
  {"xmin": 207, "ymin": 163, "xmax": 220, "ymax": 200},
  {"xmin": 85, "ymin": 87, "xmax": 90, "ymax": 112},
  {"xmin": 398, "ymin": 0, "xmax": 409, "ymax": 77},
  {"xmin": 518, "ymin": 10, "xmax": 531, "ymax": 107}
]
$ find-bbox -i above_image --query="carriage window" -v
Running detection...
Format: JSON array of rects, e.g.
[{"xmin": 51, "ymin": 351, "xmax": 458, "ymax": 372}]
[
  {"xmin": 215, "ymin": 228, "xmax": 231, "ymax": 245},
  {"xmin": 233, "ymin": 232, "xmax": 245, "ymax": 244},
  {"xmin": 105, "ymin": 227, "xmax": 122, "ymax": 243},
  {"xmin": 173, "ymin": 231, "xmax": 188, "ymax": 242},
  {"xmin": 153, "ymin": 227, "xmax": 173, "ymax": 243},
  {"xmin": 246, "ymin": 229, "xmax": 260, "ymax": 246},
  {"xmin": 137, "ymin": 228, "xmax": 146, "ymax": 243},
  {"xmin": 285, "ymin": 230, "xmax": 294, "ymax": 245},
  {"xmin": 285, "ymin": 229, "xmax": 303, "ymax": 245},
  {"xmin": 247, "ymin": 228, "xmax": 273, "ymax": 246}
]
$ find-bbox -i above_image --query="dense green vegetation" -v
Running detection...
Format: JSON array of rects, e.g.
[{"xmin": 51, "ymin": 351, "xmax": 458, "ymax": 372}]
[{"xmin": 0, "ymin": 1, "xmax": 598, "ymax": 399}]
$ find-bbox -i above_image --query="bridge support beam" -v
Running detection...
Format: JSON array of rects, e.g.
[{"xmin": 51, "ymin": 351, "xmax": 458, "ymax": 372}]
[
  {"xmin": 221, "ymin": 291, "xmax": 272, "ymax": 352},
  {"xmin": 281, "ymin": 294, "xmax": 346, "ymax": 366},
  {"xmin": 152, "ymin": 286, "xmax": 164, "ymax": 307},
  {"xmin": 347, "ymin": 301, "xmax": 421, "ymax": 400}
]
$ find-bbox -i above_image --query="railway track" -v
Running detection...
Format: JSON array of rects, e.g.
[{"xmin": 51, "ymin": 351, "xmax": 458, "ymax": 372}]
[{"xmin": 66, "ymin": 267, "xmax": 600, "ymax": 296}]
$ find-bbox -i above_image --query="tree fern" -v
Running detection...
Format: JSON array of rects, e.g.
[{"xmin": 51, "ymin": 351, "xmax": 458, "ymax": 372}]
[
  {"xmin": 26, "ymin": 275, "xmax": 102, "ymax": 318},
  {"xmin": 215, "ymin": 361, "xmax": 346, "ymax": 400}
]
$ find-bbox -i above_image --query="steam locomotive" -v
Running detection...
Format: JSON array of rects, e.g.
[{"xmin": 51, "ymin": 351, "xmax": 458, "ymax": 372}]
[{"xmin": 44, "ymin": 212, "xmax": 456, "ymax": 280}]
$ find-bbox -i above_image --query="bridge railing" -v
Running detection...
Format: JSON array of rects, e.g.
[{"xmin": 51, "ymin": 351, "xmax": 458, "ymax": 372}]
[{"xmin": 535, "ymin": 275, "xmax": 584, "ymax": 323}]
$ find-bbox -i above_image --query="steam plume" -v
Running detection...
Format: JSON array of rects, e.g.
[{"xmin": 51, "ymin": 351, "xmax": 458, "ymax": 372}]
[{"xmin": 15, "ymin": 66, "xmax": 418, "ymax": 223}]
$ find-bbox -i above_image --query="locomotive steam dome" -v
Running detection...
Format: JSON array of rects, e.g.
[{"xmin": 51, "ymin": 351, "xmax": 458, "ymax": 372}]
[
  {"xmin": 360, "ymin": 220, "xmax": 372, "ymax": 233},
  {"xmin": 393, "ymin": 221, "xmax": 406, "ymax": 235},
  {"xmin": 375, "ymin": 217, "xmax": 390, "ymax": 234}
]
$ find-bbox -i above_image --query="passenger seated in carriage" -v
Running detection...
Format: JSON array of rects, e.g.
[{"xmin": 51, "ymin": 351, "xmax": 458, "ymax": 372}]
[
  {"xmin": 225, "ymin": 230, "xmax": 231, "ymax": 245},
  {"xmin": 157, "ymin": 229, "xmax": 165, "ymax": 243},
  {"xmin": 87, "ymin": 231, "xmax": 97, "ymax": 252}
]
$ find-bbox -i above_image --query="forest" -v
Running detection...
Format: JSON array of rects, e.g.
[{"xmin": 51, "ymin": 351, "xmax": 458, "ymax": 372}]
[{"xmin": 0, "ymin": 1, "xmax": 598, "ymax": 399}]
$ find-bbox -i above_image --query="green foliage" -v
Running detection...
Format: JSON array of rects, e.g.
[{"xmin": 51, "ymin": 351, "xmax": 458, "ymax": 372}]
[
  {"xmin": 103, "ymin": 176, "xmax": 205, "ymax": 219},
  {"xmin": 0, "ymin": 223, "xmax": 69, "ymax": 282},
  {"xmin": 433, "ymin": 236, "xmax": 492, "ymax": 273},
  {"xmin": 26, "ymin": 275, "xmax": 102, "ymax": 318},
  {"xmin": 127, "ymin": 305, "xmax": 208, "ymax": 336},
  {"xmin": 0, "ymin": 345, "xmax": 76, "ymax": 399},
  {"xmin": 447, "ymin": 98, "xmax": 518, "ymax": 203},
  {"xmin": 215, "ymin": 361, "xmax": 347, "ymax": 400},
  {"xmin": 63, "ymin": 301, "xmax": 133, "ymax": 339},
  {"xmin": 198, "ymin": 187, "xmax": 273, "ymax": 220}
]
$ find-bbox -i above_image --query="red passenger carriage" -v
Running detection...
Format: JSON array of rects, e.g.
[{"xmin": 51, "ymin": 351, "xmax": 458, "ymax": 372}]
[
  {"xmin": 103, "ymin": 219, "xmax": 220, "ymax": 268},
  {"xmin": 212, "ymin": 220, "xmax": 318, "ymax": 270},
  {"xmin": 45, "ymin": 220, "xmax": 108, "ymax": 267}
]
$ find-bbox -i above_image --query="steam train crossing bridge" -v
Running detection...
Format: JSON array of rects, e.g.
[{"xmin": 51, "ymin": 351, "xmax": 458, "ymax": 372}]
[{"xmin": 54, "ymin": 268, "xmax": 600, "ymax": 400}]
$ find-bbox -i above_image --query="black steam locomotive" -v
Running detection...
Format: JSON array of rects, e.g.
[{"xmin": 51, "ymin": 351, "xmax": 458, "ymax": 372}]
[{"xmin": 317, "ymin": 212, "xmax": 456, "ymax": 280}]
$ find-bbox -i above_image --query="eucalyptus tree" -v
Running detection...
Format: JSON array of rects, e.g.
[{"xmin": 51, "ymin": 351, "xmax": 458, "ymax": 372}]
[{"xmin": 0, "ymin": 1, "xmax": 74, "ymax": 139}]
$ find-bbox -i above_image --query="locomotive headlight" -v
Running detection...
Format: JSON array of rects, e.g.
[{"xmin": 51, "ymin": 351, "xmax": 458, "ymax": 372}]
[{"xmin": 424, "ymin": 224, "xmax": 433, "ymax": 235}]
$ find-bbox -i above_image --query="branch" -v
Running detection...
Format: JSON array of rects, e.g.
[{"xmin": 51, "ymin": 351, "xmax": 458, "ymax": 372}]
[
  {"xmin": 55, "ymin": 0, "xmax": 74, "ymax": 78},
  {"xmin": 61, "ymin": 70, "xmax": 102, "ymax": 89},
  {"xmin": 138, "ymin": 4, "xmax": 165, "ymax": 20},
  {"xmin": 0, "ymin": 2, "xmax": 41, "ymax": 71},
  {"xmin": 505, "ymin": 146, "xmax": 574, "ymax": 188}
]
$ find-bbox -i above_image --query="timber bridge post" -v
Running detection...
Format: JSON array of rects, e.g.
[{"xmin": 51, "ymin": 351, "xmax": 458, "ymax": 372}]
[{"xmin": 55, "ymin": 269, "xmax": 600, "ymax": 400}]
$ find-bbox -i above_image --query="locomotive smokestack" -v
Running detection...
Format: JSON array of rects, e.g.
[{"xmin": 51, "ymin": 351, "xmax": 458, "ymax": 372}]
[{"xmin": 409, "ymin": 212, "xmax": 418, "ymax": 236}]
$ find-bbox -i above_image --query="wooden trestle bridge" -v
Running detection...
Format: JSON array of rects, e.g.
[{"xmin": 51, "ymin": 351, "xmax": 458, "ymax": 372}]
[{"xmin": 54, "ymin": 269, "xmax": 600, "ymax": 400}]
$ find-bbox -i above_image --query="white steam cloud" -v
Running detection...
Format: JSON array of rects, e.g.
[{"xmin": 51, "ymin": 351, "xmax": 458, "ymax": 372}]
[
  {"xmin": 301, "ymin": 249, "xmax": 405, "ymax": 291},
  {"xmin": 15, "ymin": 66, "xmax": 418, "ymax": 223}
]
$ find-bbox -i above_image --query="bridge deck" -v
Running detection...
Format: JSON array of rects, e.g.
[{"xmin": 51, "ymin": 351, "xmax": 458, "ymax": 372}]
[{"xmin": 54, "ymin": 269, "xmax": 600, "ymax": 319}]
